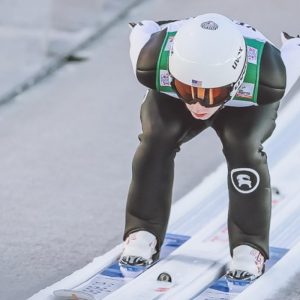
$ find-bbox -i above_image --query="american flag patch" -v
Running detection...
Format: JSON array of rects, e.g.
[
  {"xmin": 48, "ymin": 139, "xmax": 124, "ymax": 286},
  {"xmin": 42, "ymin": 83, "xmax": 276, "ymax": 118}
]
[{"xmin": 191, "ymin": 79, "xmax": 202, "ymax": 87}]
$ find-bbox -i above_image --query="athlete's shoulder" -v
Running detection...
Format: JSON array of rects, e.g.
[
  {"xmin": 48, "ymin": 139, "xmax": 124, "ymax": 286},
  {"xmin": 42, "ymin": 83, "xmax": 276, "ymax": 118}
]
[
  {"xmin": 233, "ymin": 20, "xmax": 286, "ymax": 104},
  {"xmin": 129, "ymin": 20, "xmax": 161, "ymax": 86},
  {"xmin": 130, "ymin": 19, "xmax": 190, "ymax": 89},
  {"xmin": 233, "ymin": 20, "xmax": 270, "ymax": 42},
  {"xmin": 135, "ymin": 28, "xmax": 167, "ymax": 89},
  {"xmin": 257, "ymin": 42, "xmax": 286, "ymax": 104}
]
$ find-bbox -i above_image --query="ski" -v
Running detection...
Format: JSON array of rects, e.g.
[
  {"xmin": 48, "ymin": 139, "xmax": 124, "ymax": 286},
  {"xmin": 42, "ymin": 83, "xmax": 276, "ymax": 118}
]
[
  {"xmin": 102, "ymin": 186, "xmax": 294, "ymax": 300},
  {"xmin": 192, "ymin": 246, "xmax": 288, "ymax": 300},
  {"xmin": 53, "ymin": 233, "xmax": 189, "ymax": 300}
]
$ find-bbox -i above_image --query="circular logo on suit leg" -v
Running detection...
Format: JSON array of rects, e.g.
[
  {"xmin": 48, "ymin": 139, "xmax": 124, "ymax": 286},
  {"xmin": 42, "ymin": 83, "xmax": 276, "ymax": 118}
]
[{"xmin": 231, "ymin": 168, "xmax": 260, "ymax": 194}]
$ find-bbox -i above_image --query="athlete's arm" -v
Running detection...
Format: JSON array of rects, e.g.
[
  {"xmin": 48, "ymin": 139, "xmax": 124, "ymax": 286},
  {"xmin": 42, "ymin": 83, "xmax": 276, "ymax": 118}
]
[
  {"xmin": 280, "ymin": 34, "xmax": 300, "ymax": 97},
  {"xmin": 129, "ymin": 20, "xmax": 161, "ymax": 74},
  {"xmin": 129, "ymin": 19, "xmax": 189, "ymax": 90},
  {"xmin": 257, "ymin": 42, "xmax": 286, "ymax": 105},
  {"xmin": 233, "ymin": 20, "xmax": 286, "ymax": 105}
]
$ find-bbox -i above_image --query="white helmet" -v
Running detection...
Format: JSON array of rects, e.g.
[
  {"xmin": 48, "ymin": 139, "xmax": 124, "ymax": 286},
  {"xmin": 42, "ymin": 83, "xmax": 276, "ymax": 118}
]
[{"xmin": 169, "ymin": 13, "xmax": 247, "ymax": 94}]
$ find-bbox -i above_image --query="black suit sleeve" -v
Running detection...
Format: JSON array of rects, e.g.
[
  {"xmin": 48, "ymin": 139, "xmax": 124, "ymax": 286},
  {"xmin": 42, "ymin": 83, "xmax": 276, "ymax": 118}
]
[
  {"xmin": 136, "ymin": 29, "xmax": 167, "ymax": 90},
  {"xmin": 257, "ymin": 42, "xmax": 286, "ymax": 105}
]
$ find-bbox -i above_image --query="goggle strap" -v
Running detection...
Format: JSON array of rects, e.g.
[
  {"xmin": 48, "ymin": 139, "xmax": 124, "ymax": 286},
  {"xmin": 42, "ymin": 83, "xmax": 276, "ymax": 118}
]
[
  {"xmin": 191, "ymin": 86, "xmax": 195, "ymax": 99},
  {"xmin": 209, "ymin": 89, "xmax": 214, "ymax": 106}
]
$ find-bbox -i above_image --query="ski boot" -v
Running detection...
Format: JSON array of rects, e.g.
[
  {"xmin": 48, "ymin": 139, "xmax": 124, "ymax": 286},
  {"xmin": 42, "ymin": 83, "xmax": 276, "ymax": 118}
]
[
  {"xmin": 119, "ymin": 231, "xmax": 157, "ymax": 277},
  {"xmin": 226, "ymin": 245, "xmax": 265, "ymax": 282}
]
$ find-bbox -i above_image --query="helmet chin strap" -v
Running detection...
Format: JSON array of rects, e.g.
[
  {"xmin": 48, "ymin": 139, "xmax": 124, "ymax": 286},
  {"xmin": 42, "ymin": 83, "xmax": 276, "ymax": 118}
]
[
  {"xmin": 229, "ymin": 52, "xmax": 248, "ymax": 101},
  {"xmin": 218, "ymin": 60, "xmax": 247, "ymax": 112}
]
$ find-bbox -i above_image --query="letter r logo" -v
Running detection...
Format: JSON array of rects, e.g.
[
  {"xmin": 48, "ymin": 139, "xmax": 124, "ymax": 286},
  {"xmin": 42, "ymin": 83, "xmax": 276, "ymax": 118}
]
[{"xmin": 231, "ymin": 168, "xmax": 260, "ymax": 194}]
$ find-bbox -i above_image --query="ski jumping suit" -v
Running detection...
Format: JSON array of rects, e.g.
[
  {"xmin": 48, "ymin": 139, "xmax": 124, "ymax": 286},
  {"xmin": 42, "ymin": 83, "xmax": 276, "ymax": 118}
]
[{"xmin": 124, "ymin": 18, "xmax": 300, "ymax": 259}]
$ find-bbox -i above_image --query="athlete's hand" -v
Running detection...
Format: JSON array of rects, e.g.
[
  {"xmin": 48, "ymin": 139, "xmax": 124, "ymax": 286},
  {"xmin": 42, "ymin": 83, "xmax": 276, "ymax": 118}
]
[
  {"xmin": 128, "ymin": 22, "xmax": 136, "ymax": 29},
  {"xmin": 128, "ymin": 20, "xmax": 161, "ymax": 73},
  {"xmin": 128, "ymin": 20, "xmax": 160, "ymax": 32}
]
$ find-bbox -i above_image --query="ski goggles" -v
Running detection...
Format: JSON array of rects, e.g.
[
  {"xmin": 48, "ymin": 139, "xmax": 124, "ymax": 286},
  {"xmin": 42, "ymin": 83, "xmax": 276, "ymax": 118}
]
[{"xmin": 172, "ymin": 78, "xmax": 233, "ymax": 107}]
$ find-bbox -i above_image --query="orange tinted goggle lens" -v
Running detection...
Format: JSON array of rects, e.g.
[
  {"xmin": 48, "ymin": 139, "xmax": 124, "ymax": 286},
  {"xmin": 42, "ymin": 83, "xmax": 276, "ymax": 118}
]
[{"xmin": 174, "ymin": 79, "xmax": 231, "ymax": 107}]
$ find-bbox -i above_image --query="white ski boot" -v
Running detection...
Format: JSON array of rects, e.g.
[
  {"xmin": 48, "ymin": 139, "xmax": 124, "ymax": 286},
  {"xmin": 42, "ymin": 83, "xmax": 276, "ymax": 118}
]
[
  {"xmin": 226, "ymin": 245, "xmax": 265, "ymax": 281},
  {"xmin": 119, "ymin": 230, "xmax": 157, "ymax": 268}
]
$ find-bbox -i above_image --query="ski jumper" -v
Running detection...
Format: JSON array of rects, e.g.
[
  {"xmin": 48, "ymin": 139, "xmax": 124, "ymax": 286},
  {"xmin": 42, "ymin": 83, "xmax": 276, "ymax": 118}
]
[{"xmin": 124, "ymin": 18, "xmax": 299, "ymax": 259}]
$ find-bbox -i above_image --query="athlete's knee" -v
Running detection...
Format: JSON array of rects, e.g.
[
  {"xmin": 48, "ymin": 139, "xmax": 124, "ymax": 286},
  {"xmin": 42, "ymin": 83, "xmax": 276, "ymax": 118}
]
[
  {"xmin": 222, "ymin": 133, "xmax": 265, "ymax": 163},
  {"xmin": 140, "ymin": 122, "xmax": 184, "ymax": 149}
]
